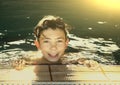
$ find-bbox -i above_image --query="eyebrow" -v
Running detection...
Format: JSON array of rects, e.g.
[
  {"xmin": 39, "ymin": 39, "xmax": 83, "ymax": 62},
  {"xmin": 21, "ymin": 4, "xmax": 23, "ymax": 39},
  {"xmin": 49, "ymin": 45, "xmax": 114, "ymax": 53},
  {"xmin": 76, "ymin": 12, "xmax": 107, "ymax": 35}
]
[
  {"xmin": 41, "ymin": 34, "xmax": 65, "ymax": 40},
  {"xmin": 43, "ymin": 37, "xmax": 64, "ymax": 40}
]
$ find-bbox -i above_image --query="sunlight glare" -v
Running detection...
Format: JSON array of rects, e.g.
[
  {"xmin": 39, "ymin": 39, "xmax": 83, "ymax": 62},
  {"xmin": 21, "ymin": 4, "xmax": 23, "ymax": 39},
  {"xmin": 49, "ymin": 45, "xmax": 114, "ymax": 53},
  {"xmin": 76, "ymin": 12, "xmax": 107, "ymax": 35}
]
[{"xmin": 94, "ymin": 0, "xmax": 120, "ymax": 11}]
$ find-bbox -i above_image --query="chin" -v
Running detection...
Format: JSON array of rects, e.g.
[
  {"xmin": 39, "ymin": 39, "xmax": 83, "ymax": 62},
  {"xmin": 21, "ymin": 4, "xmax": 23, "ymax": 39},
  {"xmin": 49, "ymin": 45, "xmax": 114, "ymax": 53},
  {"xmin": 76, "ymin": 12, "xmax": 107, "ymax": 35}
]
[{"xmin": 49, "ymin": 59, "xmax": 59, "ymax": 63}]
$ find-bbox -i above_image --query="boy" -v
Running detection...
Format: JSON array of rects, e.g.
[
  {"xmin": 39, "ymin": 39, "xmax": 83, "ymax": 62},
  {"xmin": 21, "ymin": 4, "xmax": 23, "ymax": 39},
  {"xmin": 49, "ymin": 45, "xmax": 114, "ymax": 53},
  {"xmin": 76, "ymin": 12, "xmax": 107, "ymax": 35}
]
[
  {"xmin": 33, "ymin": 15, "xmax": 69, "ymax": 63},
  {"xmin": 13, "ymin": 15, "xmax": 99, "ymax": 70}
]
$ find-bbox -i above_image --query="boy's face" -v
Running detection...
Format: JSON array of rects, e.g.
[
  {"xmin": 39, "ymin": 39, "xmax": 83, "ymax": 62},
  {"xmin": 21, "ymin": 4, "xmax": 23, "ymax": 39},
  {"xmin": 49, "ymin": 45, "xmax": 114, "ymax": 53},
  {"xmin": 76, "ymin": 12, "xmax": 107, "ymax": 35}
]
[{"xmin": 37, "ymin": 28, "xmax": 69, "ymax": 62}]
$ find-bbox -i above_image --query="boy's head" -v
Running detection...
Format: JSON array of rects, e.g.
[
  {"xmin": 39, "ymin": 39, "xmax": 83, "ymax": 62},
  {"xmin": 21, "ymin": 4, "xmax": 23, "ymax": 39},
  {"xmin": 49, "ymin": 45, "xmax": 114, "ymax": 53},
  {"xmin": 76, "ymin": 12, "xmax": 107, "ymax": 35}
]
[{"xmin": 34, "ymin": 15, "xmax": 70, "ymax": 62}]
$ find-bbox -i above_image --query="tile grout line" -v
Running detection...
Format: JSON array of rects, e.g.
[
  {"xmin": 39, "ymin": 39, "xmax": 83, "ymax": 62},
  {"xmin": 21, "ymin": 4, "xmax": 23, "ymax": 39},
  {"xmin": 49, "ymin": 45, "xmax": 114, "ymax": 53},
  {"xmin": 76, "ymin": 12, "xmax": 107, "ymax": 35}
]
[
  {"xmin": 99, "ymin": 65, "xmax": 110, "ymax": 81},
  {"xmin": 48, "ymin": 65, "xmax": 53, "ymax": 81}
]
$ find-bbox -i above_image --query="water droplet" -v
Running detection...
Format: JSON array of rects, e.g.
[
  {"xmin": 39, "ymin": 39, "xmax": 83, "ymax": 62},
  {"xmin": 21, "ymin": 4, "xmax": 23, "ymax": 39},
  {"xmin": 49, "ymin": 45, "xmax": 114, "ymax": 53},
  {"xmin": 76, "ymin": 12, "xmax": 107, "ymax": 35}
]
[
  {"xmin": 88, "ymin": 27, "xmax": 92, "ymax": 30},
  {"xmin": 18, "ymin": 34, "xmax": 21, "ymax": 36},
  {"xmin": 26, "ymin": 16, "xmax": 30, "ymax": 19}
]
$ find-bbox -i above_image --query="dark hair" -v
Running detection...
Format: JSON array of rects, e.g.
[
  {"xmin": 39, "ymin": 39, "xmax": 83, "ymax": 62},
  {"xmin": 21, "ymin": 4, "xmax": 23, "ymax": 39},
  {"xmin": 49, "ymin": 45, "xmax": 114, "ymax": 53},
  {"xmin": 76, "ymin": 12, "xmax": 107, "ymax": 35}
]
[{"xmin": 34, "ymin": 15, "xmax": 70, "ymax": 41}]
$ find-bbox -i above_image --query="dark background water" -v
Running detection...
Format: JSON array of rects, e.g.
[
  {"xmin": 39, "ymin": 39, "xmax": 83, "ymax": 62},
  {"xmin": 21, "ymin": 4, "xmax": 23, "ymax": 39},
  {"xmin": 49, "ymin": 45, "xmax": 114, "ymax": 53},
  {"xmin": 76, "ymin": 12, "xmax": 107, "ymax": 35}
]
[{"xmin": 0, "ymin": 0, "xmax": 120, "ymax": 48}]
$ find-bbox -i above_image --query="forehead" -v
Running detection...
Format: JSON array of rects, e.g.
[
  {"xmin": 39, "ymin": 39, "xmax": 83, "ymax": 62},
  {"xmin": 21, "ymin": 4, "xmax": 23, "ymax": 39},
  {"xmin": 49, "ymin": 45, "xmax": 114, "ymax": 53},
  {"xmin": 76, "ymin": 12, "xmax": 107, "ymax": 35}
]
[{"xmin": 40, "ymin": 28, "xmax": 66, "ymax": 39}]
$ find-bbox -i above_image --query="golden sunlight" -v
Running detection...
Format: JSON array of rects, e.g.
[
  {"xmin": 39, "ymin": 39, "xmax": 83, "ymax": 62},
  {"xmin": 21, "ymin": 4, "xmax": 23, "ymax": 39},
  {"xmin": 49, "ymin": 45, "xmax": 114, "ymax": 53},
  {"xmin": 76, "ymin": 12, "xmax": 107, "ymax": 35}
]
[{"xmin": 94, "ymin": 0, "xmax": 120, "ymax": 11}]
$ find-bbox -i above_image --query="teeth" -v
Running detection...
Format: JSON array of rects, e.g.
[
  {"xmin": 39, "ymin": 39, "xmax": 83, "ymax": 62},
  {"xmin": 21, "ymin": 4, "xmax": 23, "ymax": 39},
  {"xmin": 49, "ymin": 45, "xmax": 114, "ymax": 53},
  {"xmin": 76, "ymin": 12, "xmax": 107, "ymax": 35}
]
[{"xmin": 48, "ymin": 54, "xmax": 58, "ymax": 57}]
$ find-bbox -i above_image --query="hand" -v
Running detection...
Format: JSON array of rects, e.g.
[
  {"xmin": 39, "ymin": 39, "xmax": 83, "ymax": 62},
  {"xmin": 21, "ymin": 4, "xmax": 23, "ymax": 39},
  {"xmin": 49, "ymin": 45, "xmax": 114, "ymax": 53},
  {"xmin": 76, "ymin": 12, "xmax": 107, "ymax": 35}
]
[
  {"xmin": 80, "ymin": 59, "xmax": 99, "ymax": 70},
  {"xmin": 12, "ymin": 59, "xmax": 26, "ymax": 70}
]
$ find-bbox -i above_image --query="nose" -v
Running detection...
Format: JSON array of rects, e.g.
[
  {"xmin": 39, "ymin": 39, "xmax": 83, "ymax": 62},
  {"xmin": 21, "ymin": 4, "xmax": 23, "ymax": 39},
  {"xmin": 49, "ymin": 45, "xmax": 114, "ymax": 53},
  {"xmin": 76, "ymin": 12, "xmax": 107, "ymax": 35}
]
[{"xmin": 50, "ymin": 43, "xmax": 57, "ymax": 50}]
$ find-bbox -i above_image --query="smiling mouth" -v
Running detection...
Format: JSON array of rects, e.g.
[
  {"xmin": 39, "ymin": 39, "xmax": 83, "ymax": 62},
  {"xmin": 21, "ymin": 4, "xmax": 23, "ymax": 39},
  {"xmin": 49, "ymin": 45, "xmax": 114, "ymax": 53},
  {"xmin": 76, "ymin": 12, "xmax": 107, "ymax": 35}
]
[{"xmin": 48, "ymin": 53, "xmax": 59, "ymax": 58}]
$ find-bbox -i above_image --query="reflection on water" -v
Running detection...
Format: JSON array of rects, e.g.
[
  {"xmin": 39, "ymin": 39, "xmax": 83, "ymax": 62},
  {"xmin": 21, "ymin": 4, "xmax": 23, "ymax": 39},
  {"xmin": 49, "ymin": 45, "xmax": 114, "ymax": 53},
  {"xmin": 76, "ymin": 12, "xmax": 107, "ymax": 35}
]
[{"xmin": 0, "ymin": 34, "xmax": 119, "ymax": 67}]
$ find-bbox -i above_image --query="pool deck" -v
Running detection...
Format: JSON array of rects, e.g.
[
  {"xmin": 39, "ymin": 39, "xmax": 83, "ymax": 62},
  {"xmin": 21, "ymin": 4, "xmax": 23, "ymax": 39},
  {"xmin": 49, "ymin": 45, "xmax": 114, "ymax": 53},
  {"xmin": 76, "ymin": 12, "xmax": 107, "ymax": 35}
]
[{"xmin": 0, "ymin": 65, "xmax": 120, "ymax": 84}]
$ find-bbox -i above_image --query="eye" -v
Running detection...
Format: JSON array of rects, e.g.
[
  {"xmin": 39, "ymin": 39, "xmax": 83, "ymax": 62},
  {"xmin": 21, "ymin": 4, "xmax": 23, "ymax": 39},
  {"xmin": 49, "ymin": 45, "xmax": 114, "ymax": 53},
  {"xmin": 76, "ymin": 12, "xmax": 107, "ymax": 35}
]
[
  {"xmin": 57, "ymin": 40, "xmax": 63, "ymax": 43},
  {"xmin": 43, "ymin": 40, "xmax": 49, "ymax": 43}
]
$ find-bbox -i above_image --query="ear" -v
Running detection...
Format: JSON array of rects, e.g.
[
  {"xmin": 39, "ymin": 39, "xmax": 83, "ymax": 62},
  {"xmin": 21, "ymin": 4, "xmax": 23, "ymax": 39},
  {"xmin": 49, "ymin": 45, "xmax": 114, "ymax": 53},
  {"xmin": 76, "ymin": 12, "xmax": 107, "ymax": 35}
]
[
  {"xmin": 65, "ymin": 38, "xmax": 69, "ymax": 48},
  {"xmin": 34, "ymin": 40, "xmax": 40, "ymax": 50}
]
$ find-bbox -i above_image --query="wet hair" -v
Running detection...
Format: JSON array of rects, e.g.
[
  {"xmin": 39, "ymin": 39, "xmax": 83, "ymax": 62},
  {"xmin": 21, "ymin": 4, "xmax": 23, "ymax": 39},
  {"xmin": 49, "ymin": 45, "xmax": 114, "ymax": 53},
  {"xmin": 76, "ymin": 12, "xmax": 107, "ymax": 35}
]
[{"xmin": 34, "ymin": 15, "xmax": 71, "ymax": 41}]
